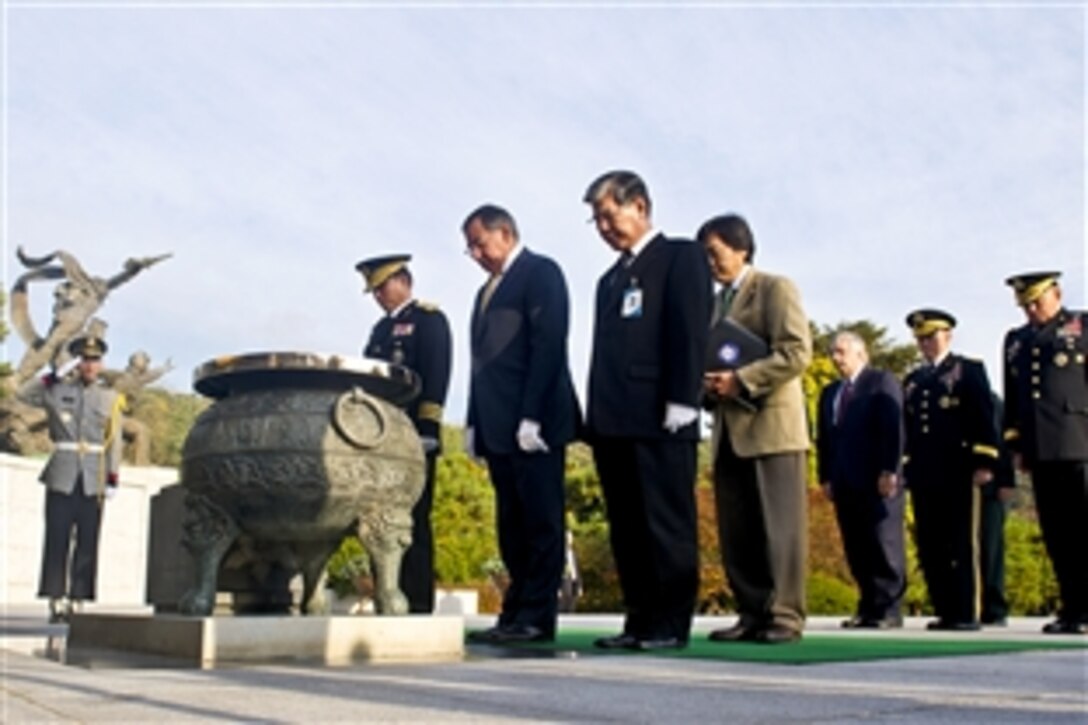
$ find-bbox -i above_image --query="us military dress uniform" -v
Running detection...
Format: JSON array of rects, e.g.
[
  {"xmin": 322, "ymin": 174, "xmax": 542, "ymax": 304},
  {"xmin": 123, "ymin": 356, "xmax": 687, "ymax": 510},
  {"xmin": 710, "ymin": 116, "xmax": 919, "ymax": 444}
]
[
  {"xmin": 1002, "ymin": 272, "xmax": 1088, "ymax": 633},
  {"xmin": 16, "ymin": 336, "xmax": 123, "ymax": 620},
  {"xmin": 359, "ymin": 255, "xmax": 452, "ymax": 614},
  {"xmin": 902, "ymin": 310, "xmax": 999, "ymax": 629}
]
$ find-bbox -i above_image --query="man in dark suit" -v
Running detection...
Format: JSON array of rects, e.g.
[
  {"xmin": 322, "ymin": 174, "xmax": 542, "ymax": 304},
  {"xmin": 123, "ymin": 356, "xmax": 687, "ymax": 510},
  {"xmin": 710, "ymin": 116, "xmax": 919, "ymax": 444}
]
[
  {"xmin": 1002, "ymin": 271, "xmax": 1087, "ymax": 635},
  {"xmin": 462, "ymin": 204, "xmax": 579, "ymax": 643},
  {"xmin": 583, "ymin": 170, "xmax": 712, "ymax": 651},
  {"xmin": 357, "ymin": 254, "xmax": 452, "ymax": 614},
  {"xmin": 699, "ymin": 214, "xmax": 812, "ymax": 645},
  {"xmin": 901, "ymin": 309, "xmax": 1000, "ymax": 631},
  {"xmin": 817, "ymin": 331, "xmax": 907, "ymax": 629}
]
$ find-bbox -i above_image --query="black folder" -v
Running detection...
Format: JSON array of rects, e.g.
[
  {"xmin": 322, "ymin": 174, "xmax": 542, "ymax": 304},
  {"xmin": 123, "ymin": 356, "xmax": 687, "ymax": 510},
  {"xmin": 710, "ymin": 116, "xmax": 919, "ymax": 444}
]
[{"xmin": 705, "ymin": 318, "xmax": 770, "ymax": 371}]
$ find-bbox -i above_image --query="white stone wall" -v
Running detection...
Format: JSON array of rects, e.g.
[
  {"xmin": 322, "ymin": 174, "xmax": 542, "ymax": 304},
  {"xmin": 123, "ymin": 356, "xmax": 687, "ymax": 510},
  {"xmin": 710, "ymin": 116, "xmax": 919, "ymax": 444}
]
[{"xmin": 1, "ymin": 453, "xmax": 177, "ymax": 605}]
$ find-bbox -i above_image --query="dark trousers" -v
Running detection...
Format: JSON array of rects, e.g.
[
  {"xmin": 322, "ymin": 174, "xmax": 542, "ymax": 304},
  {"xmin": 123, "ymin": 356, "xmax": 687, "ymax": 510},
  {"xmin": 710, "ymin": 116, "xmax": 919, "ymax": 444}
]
[
  {"xmin": 400, "ymin": 452, "xmax": 437, "ymax": 614},
  {"xmin": 593, "ymin": 437, "xmax": 698, "ymax": 642},
  {"xmin": 832, "ymin": 485, "xmax": 906, "ymax": 621},
  {"xmin": 978, "ymin": 483, "xmax": 1009, "ymax": 622},
  {"xmin": 39, "ymin": 488, "xmax": 103, "ymax": 600},
  {"xmin": 911, "ymin": 475, "xmax": 980, "ymax": 624},
  {"xmin": 714, "ymin": 432, "xmax": 807, "ymax": 631},
  {"xmin": 1032, "ymin": 461, "xmax": 1088, "ymax": 623},
  {"xmin": 485, "ymin": 448, "xmax": 566, "ymax": 635}
]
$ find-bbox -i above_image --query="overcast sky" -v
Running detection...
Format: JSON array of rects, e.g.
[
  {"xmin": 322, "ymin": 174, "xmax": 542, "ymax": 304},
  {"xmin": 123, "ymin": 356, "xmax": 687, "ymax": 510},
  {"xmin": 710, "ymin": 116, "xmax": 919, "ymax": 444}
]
[{"xmin": 3, "ymin": 2, "xmax": 1084, "ymax": 422}]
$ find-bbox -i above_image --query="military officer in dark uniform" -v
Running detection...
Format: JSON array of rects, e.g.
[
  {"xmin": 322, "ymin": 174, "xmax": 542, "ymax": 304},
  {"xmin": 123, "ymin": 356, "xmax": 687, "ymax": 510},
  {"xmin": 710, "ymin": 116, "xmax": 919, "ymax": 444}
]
[
  {"xmin": 1002, "ymin": 271, "xmax": 1088, "ymax": 634},
  {"xmin": 357, "ymin": 254, "xmax": 452, "ymax": 614},
  {"xmin": 902, "ymin": 309, "xmax": 999, "ymax": 631},
  {"xmin": 17, "ymin": 334, "xmax": 124, "ymax": 623}
]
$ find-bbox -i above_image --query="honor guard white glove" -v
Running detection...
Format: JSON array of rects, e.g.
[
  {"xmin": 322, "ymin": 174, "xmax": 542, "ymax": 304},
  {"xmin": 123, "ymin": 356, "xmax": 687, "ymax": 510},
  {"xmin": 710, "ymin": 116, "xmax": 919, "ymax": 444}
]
[
  {"xmin": 516, "ymin": 419, "xmax": 550, "ymax": 453},
  {"xmin": 662, "ymin": 402, "xmax": 699, "ymax": 433},
  {"xmin": 421, "ymin": 436, "xmax": 439, "ymax": 454}
]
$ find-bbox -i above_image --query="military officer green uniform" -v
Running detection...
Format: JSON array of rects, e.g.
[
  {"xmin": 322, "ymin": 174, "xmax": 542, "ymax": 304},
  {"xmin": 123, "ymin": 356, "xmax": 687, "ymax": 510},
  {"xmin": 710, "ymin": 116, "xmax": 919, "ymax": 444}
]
[
  {"xmin": 902, "ymin": 309, "xmax": 999, "ymax": 630},
  {"xmin": 16, "ymin": 335, "xmax": 124, "ymax": 622},
  {"xmin": 357, "ymin": 254, "xmax": 452, "ymax": 614},
  {"xmin": 1002, "ymin": 271, "xmax": 1088, "ymax": 634}
]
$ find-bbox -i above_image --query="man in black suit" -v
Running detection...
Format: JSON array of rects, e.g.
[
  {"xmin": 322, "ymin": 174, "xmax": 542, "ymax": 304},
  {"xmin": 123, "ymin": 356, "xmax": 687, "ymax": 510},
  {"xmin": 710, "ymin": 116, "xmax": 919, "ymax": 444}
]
[
  {"xmin": 1002, "ymin": 271, "xmax": 1088, "ymax": 635},
  {"xmin": 817, "ymin": 330, "xmax": 907, "ymax": 629},
  {"xmin": 357, "ymin": 254, "xmax": 452, "ymax": 614},
  {"xmin": 583, "ymin": 170, "xmax": 712, "ymax": 651},
  {"xmin": 901, "ymin": 309, "xmax": 999, "ymax": 631},
  {"xmin": 462, "ymin": 204, "xmax": 579, "ymax": 644}
]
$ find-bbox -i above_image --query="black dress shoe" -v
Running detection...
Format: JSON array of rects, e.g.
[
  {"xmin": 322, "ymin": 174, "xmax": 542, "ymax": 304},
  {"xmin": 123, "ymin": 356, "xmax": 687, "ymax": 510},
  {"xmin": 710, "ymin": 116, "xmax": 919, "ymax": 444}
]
[
  {"xmin": 756, "ymin": 625, "xmax": 802, "ymax": 644},
  {"xmin": 594, "ymin": 633, "xmax": 640, "ymax": 649},
  {"xmin": 634, "ymin": 636, "xmax": 686, "ymax": 651},
  {"xmin": 927, "ymin": 619, "xmax": 980, "ymax": 631},
  {"xmin": 488, "ymin": 624, "xmax": 554, "ymax": 643},
  {"xmin": 845, "ymin": 615, "xmax": 902, "ymax": 629},
  {"xmin": 708, "ymin": 623, "xmax": 759, "ymax": 642},
  {"xmin": 466, "ymin": 625, "xmax": 505, "ymax": 643},
  {"xmin": 1042, "ymin": 619, "xmax": 1088, "ymax": 635}
]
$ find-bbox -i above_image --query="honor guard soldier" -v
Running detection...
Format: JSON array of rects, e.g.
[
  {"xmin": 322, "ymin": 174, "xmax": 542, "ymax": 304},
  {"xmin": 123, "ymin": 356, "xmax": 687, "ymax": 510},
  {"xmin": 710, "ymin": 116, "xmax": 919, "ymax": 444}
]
[
  {"xmin": 902, "ymin": 309, "xmax": 999, "ymax": 631},
  {"xmin": 16, "ymin": 335, "xmax": 124, "ymax": 623},
  {"xmin": 1002, "ymin": 271, "xmax": 1088, "ymax": 634},
  {"xmin": 357, "ymin": 254, "xmax": 452, "ymax": 614}
]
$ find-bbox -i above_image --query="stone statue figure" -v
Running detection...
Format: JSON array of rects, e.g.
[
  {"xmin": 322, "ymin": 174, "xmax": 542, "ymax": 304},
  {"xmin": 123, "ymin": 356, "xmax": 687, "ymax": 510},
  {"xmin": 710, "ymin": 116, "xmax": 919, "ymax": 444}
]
[
  {"xmin": 1, "ymin": 247, "xmax": 170, "ymax": 455},
  {"xmin": 100, "ymin": 351, "xmax": 174, "ymax": 465},
  {"xmin": 8, "ymin": 247, "xmax": 171, "ymax": 387}
]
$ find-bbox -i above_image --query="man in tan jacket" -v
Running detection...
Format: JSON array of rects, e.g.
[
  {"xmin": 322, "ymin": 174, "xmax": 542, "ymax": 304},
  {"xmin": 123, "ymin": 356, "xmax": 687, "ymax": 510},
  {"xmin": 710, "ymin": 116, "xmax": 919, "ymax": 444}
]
[{"xmin": 700, "ymin": 214, "xmax": 812, "ymax": 644}]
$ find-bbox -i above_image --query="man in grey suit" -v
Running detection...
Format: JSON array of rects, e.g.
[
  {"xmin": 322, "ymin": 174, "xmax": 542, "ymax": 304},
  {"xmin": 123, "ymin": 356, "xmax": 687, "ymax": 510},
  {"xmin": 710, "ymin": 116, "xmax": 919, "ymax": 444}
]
[
  {"xmin": 17, "ymin": 334, "xmax": 123, "ymax": 622},
  {"xmin": 700, "ymin": 214, "xmax": 812, "ymax": 645}
]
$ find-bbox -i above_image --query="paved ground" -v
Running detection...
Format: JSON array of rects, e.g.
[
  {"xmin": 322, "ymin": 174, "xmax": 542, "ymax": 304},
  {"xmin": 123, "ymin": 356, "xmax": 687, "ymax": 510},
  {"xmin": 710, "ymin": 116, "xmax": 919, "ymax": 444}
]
[{"xmin": 2, "ymin": 606, "xmax": 1085, "ymax": 723}]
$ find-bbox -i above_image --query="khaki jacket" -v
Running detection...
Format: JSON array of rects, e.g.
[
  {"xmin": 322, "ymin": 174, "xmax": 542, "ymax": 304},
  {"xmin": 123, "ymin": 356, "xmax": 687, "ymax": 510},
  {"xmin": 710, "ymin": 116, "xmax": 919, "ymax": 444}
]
[{"xmin": 711, "ymin": 268, "xmax": 812, "ymax": 460}]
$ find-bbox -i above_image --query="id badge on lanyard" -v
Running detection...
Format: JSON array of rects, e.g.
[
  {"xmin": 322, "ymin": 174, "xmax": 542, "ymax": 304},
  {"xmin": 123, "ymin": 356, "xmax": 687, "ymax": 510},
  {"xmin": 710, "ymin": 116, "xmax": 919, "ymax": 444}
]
[{"xmin": 621, "ymin": 278, "xmax": 643, "ymax": 319}]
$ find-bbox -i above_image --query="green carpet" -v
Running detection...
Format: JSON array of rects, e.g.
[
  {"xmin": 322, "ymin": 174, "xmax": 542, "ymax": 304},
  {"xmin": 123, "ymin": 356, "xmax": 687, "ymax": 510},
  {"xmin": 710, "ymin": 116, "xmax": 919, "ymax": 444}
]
[{"xmin": 484, "ymin": 629, "xmax": 1088, "ymax": 665}]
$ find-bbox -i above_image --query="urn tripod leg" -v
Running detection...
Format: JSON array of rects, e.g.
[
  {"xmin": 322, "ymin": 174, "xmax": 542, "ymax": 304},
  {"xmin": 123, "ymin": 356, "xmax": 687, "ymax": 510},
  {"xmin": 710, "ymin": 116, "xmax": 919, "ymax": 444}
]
[
  {"xmin": 178, "ymin": 491, "xmax": 239, "ymax": 616},
  {"xmin": 359, "ymin": 510, "xmax": 413, "ymax": 615}
]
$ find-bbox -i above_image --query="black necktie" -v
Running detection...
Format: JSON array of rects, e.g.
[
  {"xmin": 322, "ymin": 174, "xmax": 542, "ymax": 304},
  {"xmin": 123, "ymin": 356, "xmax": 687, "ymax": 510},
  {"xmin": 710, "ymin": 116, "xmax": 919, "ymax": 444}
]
[{"xmin": 835, "ymin": 380, "xmax": 854, "ymax": 425}]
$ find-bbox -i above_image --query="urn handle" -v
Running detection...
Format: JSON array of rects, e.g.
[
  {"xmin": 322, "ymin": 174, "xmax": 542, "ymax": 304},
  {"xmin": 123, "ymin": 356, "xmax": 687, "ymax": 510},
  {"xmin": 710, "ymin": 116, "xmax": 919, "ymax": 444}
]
[{"xmin": 332, "ymin": 387, "xmax": 388, "ymax": 449}]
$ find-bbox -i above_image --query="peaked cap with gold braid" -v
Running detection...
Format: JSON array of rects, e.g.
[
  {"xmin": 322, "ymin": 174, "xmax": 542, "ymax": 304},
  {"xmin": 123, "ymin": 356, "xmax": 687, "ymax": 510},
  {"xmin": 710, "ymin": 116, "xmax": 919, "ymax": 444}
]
[
  {"xmin": 906, "ymin": 308, "xmax": 956, "ymax": 338},
  {"xmin": 1005, "ymin": 271, "xmax": 1061, "ymax": 306},
  {"xmin": 356, "ymin": 254, "xmax": 411, "ymax": 292}
]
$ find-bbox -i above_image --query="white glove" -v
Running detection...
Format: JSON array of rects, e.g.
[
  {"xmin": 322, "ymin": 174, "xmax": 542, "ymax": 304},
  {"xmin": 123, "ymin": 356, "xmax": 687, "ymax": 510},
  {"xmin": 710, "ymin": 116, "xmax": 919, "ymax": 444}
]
[
  {"xmin": 464, "ymin": 426, "xmax": 477, "ymax": 459},
  {"xmin": 662, "ymin": 402, "xmax": 699, "ymax": 433},
  {"xmin": 105, "ymin": 485, "xmax": 117, "ymax": 500},
  {"xmin": 54, "ymin": 357, "xmax": 81, "ymax": 379},
  {"xmin": 516, "ymin": 419, "xmax": 549, "ymax": 453},
  {"xmin": 421, "ymin": 436, "xmax": 439, "ymax": 454}
]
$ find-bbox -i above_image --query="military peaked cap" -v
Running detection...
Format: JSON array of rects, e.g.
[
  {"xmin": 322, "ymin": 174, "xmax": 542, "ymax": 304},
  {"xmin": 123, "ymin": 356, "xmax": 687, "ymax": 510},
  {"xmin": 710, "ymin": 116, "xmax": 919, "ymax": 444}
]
[
  {"xmin": 1005, "ymin": 271, "xmax": 1061, "ymax": 305},
  {"xmin": 355, "ymin": 254, "xmax": 411, "ymax": 292},
  {"xmin": 906, "ymin": 308, "xmax": 957, "ymax": 337},
  {"xmin": 68, "ymin": 335, "xmax": 108, "ymax": 359}
]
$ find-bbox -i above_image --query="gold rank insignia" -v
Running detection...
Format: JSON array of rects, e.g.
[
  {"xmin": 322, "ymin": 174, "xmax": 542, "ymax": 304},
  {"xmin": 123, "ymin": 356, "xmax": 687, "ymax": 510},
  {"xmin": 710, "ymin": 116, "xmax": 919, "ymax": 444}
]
[{"xmin": 1054, "ymin": 352, "xmax": 1069, "ymax": 367}]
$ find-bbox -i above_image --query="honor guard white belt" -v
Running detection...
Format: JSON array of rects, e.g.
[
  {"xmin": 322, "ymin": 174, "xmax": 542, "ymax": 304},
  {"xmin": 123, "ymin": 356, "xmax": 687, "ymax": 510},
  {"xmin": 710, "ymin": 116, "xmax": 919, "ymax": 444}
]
[{"xmin": 54, "ymin": 441, "xmax": 105, "ymax": 454}]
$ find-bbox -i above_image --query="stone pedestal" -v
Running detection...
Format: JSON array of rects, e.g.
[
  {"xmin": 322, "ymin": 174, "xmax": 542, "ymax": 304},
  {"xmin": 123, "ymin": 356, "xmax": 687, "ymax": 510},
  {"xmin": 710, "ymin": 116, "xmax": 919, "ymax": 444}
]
[{"xmin": 67, "ymin": 613, "xmax": 464, "ymax": 668}]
